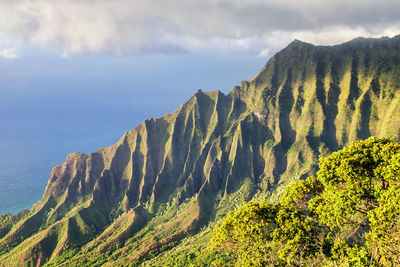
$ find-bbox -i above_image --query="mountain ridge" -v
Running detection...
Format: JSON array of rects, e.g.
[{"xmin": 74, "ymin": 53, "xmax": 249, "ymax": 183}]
[{"xmin": 2, "ymin": 35, "xmax": 400, "ymax": 266}]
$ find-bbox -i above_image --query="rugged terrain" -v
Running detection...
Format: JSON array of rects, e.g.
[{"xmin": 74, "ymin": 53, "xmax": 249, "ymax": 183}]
[{"xmin": 2, "ymin": 35, "xmax": 400, "ymax": 266}]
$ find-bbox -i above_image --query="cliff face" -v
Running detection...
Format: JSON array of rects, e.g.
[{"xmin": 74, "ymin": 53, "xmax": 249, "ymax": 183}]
[{"xmin": 2, "ymin": 35, "xmax": 400, "ymax": 266}]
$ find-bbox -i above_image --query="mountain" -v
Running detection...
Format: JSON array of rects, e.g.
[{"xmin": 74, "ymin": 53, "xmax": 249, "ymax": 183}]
[{"xmin": 2, "ymin": 35, "xmax": 400, "ymax": 266}]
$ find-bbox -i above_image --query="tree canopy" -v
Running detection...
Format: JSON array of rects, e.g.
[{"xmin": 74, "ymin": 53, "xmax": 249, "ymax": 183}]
[{"xmin": 210, "ymin": 137, "xmax": 400, "ymax": 266}]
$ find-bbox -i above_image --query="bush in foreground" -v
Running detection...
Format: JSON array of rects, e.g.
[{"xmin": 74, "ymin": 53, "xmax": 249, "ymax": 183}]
[{"xmin": 210, "ymin": 137, "xmax": 400, "ymax": 266}]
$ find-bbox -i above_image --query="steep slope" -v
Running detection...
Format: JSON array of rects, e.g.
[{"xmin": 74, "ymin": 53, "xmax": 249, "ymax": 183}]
[{"xmin": 2, "ymin": 35, "xmax": 400, "ymax": 266}]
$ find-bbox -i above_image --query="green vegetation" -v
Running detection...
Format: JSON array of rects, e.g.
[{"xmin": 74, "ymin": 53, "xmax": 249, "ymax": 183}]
[
  {"xmin": 2, "ymin": 36, "xmax": 400, "ymax": 265},
  {"xmin": 211, "ymin": 137, "xmax": 400, "ymax": 266}
]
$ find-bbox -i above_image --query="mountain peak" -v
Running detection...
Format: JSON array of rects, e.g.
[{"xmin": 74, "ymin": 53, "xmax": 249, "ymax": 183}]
[
  {"xmin": 285, "ymin": 39, "xmax": 314, "ymax": 49},
  {"xmin": 345, "ymin": 35, "xmax": 390, "ymax": 44}
]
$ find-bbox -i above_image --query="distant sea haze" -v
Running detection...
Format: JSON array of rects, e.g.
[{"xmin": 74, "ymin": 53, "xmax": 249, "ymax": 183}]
[{"xmin": 0, "ymin": 52, "xmax": 266, "ymax": 214}]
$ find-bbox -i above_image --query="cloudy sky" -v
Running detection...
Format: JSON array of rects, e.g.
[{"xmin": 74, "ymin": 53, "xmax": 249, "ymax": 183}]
[{"xmin": 1, "ymin": 0, "xmax": 400, "ymax": 58}]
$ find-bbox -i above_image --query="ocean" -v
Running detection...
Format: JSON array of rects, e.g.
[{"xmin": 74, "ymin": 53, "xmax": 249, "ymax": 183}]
[{"xmin": 0, "ymin": 52, "xmax": 266, "ymax": 214}]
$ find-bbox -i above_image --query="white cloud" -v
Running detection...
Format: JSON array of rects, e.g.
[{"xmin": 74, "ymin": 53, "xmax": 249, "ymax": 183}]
[
  {"xmin": 0, "ymin": 48, "xmax": 20, "ymax": 59},
  {"xmin": 0, "ymin": 0, "xmax": 400, "ymax": 56}
]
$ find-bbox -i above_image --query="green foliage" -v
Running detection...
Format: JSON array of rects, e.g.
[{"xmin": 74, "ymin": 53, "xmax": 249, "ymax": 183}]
[
  {"xmin": 210, "ymin": 202, "xmax": 280, "ymax": 266},
  {"xmin": 310, "ymin": 137, "xmax": 400, "ymax": 230},
  {"xmin": 145, "ymin": 246, "xmax": 221, "ymax": 267},
  {"xmin": 210, "ymin": 201, "xmax": 321, "ymax": 266},
  {"xmin": 210, "ymin": 137, "xmax": 400, "ymax": 266},
  {"xmin": 279, "ymin": 176, "xmax": 324, "ymax": 210},
  {"xmin": 367, "ymin": 184, "xmax": 400, "ymax": 264},
  {"xmin": 328, "ymin": 240, "xmax": 370, "ymax": 267}
]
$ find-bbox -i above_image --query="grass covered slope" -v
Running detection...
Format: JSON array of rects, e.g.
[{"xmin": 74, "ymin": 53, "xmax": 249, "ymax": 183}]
[{"xmin": 2, "ymin": 35, "xmax": 400, "ymax": 266}]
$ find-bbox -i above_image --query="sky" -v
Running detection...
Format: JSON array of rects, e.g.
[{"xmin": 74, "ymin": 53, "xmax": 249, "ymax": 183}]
[
  {"xmin": 1, "ymin": 0, "xmax": 400, "ymax": 58},
  {"xmin": 1, "ymin": 0, "xmax": 400, "ymax": 214}
]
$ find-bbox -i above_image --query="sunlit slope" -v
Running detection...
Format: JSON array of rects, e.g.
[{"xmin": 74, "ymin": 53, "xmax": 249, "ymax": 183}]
[{"xmin": 1, "ymin": 35, "xmax": 400, "ymax": 266}]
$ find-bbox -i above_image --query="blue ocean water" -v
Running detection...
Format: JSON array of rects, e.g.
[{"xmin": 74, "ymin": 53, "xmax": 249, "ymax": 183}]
[{"xmin": 0, "ymin": 51, "xmax": 266, "ymax": 214}]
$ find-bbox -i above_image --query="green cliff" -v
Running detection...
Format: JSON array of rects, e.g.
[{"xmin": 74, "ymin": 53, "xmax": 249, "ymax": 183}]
[{"xmin": 2, "ymin": 35, "xmax": 400, "ymax": 266}]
